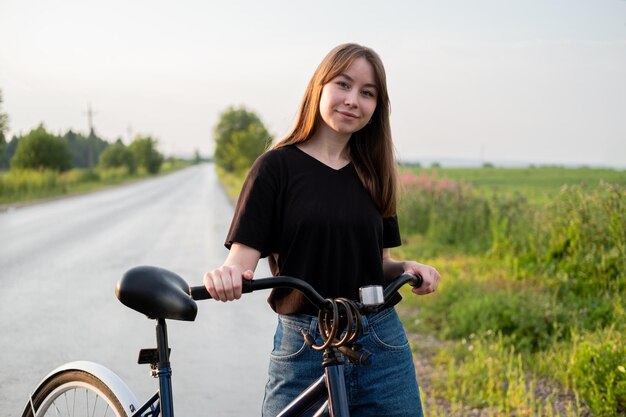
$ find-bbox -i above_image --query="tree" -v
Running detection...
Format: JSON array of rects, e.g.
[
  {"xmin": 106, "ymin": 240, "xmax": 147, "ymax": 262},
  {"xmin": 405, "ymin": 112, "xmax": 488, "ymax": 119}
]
[
  {"xmin": 213, "ymin": 106, "xmax": 272, "ymax": 173},
  {"xmin": 63, "ymin": 129, "xmax": 109, "ymax": 168},
  {"xmin": 99, "ymin": 142, "xmax": 136, "ymax": 173},
  {"xmin": 4, "ymin": 135, "xmax": 20, "ymax": 164},
  {"xmin": 0, "ymin": 89, "xmax": 9, "ymax": 169},
  {"xmin": 193, "ymin": 148, "xmax": 202, "ymax": 164},
  {"xmin": 129, "ymin": 135, "xmax": 163, "ymax": 174},
  {"xmin": 11, "ymin": 124, "xmax": 71, "ymax": 171}
]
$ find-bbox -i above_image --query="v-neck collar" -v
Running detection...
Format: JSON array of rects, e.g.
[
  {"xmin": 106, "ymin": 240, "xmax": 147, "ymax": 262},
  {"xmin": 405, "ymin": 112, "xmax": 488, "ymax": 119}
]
[{"xmin": 292, "ymin": 145, "xmax": 352, "ymax": 172}]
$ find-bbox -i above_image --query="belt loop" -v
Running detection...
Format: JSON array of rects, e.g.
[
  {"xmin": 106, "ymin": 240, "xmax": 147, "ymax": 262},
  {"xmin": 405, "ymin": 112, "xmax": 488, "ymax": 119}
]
[
  {"xmin": 360, "ymin": 313, "xmax": 370, "ymax": 335},
  {"xmin": 309, "ymin": 315, "xmax": 318, "ymax": 338}
]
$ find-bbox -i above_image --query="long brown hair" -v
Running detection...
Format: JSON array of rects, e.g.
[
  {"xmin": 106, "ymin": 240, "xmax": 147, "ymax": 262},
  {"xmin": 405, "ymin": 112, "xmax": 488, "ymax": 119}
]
[{"xmin": 273, "ymin": 43, "xmax": 398, "ymax": 216}]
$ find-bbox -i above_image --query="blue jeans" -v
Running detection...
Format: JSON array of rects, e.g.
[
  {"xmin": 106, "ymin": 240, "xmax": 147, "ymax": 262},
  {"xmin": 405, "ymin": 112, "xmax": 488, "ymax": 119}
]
[{"xmin": 262, "ymin": 308, "xmax": 424, "ymax": 417}]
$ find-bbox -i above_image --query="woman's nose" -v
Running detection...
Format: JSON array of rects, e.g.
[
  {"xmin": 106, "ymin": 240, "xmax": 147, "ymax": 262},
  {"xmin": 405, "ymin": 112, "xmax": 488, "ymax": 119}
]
[{"xmin": 344, "ymin": 90, "xmax": 359, "ymax": 107}]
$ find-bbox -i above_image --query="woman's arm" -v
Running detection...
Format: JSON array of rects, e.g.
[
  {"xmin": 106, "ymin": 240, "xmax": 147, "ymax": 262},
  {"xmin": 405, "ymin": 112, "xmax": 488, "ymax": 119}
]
[
  {"xmin": 203, "ymin": 243, "xmax": 262, "ymax": 301},
  {"xmin": 382, "ymin": 248, "xmax": 441, "ymax": 295}
]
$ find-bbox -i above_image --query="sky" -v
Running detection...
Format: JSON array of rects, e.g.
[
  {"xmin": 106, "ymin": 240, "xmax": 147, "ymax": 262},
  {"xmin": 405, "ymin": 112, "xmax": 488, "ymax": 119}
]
[{"xmin": 1, "ymin": 0, "xmax": 625, "ymax": 168}]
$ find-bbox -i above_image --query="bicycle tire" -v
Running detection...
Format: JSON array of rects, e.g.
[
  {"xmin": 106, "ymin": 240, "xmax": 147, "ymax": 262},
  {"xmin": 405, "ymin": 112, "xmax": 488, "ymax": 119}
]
[{"xmin": 22, "ymin": 370, "xmax": 127, "ymax": 417}]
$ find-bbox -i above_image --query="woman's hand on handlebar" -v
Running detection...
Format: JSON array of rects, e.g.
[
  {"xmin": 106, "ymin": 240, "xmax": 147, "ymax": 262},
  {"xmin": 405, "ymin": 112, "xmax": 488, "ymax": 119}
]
[
  {"xmin": 203, "ymin": 243, "xmax": 261, "ymax": 302},
  {"xmin": 403, "ymin": 261, "xmax": 440, "ymax": 295},
  {"xmin": 203, "ymin": 265, "xmax": 253, "ymax": 301}
]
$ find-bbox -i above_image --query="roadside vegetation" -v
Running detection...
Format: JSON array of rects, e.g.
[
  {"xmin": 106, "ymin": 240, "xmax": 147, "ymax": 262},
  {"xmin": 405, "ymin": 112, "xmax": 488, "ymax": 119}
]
[
  {"xmin": 395, "ymin": 166, "xmax": 625, "ymax": 417},
  {"xmin": 212, "ymin": 105, "xmax": 272, "ymax": 202},
  {"xmin": 0, "ymin": 88, "xmax": 205, "ymax": 206},
  {"xmin": 0, "ymin": 126, "xmax": 199, "ymax": 207}
]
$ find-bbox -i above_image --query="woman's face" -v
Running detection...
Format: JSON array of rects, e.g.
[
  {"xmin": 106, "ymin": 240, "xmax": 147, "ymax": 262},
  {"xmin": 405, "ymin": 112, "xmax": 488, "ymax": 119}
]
[{"xmin": 318, "ymin": 57, "xmax": 378, "ymax": 137}]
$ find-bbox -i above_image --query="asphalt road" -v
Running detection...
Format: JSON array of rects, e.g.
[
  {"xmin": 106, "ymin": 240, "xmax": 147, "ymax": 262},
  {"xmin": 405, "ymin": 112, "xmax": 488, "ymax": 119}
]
[{"xmin": 0, "ymin": 164, "xmax": 277, "ymax": 416}]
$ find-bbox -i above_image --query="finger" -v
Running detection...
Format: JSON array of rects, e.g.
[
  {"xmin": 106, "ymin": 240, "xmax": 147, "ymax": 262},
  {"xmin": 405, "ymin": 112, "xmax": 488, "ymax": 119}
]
[
  {"xmin": 204, "ymin": 271, "xmax": 221, "ymax": 301},
  {"xmin": 212, "ymin": 271, "xmax": 227, "ymax": 301},
  {"xmin": 234, "ymin": 270, "xmax": 254, "ymax": 299},
  {"xmin": 221, "ymin": 271, "xmax": 236, "ymax": 301},
  {"xmin": 232, "ymin": 272, "xmax": 243, "ymax": 300},
  {"xmin": 412, "ymin": 285, "xmax": 435, "ymax": 295}
]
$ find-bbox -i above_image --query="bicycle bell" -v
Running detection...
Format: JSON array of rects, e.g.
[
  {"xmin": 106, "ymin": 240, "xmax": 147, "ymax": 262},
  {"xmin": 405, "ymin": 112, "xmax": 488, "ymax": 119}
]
[{"xmin": 359, "ymin": 285, "xmax": 384, "ymax": 307}]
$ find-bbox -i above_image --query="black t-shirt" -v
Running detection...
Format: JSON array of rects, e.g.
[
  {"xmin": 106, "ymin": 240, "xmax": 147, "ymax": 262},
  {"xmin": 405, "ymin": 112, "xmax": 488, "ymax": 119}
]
[{"xmin": 226, "ymin": 145, "xmax": 402, "ymax": 315}]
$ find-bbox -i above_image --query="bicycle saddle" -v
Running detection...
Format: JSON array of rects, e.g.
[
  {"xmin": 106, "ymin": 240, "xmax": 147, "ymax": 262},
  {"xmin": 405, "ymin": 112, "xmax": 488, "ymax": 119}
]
[{"xmin": 116, "ymin": 266, "xmax": 198, "ymax": 321}]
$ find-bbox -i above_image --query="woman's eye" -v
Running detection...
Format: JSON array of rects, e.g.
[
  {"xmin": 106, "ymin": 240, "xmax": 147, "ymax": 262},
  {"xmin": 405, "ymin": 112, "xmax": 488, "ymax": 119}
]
[
  {"xmin": 361, "ymin": 90, "xmax": 376, "ymax": 98},
  {"xmin": 337, "ymin": 81, "xmax": 350, "ymax": 89}
]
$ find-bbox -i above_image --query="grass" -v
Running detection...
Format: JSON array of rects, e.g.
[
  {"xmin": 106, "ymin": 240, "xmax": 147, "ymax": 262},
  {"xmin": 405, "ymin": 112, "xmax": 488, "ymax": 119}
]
[
  {"xmin": 394, "ymin": 166, "xmax": 625, "ymax": 416},
  {"xmin": 0, "ymin": 159, "xmax": 192, "ymax": 206},
  {"xmin": 405, "ymin": 165, "xmax": 626, "ymax": 203},
  {"xmin": 215, "ymin": 165, "xmax": 244, "ymax": 205}
]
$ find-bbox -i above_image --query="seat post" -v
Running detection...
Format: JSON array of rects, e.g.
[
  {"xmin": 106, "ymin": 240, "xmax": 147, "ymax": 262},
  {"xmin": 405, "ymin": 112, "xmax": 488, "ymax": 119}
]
[{"xmin": 156, "ymin": 318, "xmax": 175, "ymax": 417}]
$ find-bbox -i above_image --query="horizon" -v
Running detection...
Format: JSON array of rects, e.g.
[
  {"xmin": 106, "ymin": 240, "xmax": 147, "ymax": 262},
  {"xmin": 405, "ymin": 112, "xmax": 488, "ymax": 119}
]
[{"xmin": 5, "ymin": 124, "xmax": 626, "ymax": 170}]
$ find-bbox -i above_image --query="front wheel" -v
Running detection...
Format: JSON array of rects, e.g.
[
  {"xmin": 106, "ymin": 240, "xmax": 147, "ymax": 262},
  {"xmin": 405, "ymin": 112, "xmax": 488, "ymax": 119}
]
[{"xmin": 22, "ymin": 370, "xmax": 127, "ymax": 417}]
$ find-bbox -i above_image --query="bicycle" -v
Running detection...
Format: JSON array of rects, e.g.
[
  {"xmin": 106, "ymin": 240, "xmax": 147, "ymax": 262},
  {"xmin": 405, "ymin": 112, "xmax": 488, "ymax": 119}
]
[{"xmin": 21, "ymin": 265, "xmax": 422, "ymax": 417}]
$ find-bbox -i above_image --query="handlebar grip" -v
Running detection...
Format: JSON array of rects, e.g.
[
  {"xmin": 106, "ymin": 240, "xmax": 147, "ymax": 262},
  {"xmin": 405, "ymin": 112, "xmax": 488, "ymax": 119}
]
[
  {"xmin": 189, "ymin": 286, "xmax": 208, "ymax": 300},
  {"xmin": 189, "ymin": 280, "xmax": 253, "ymax": 300},
  {"xmin": 410, "ymin": 273, "xmax": 424, "ymax": 288},
  {"xmin": 382, "ymin": 273, "xmax": 423, "ymax": 301}
]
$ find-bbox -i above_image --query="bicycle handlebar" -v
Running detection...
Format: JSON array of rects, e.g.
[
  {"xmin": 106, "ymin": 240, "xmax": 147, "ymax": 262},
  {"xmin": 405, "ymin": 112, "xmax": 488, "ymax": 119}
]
[
  {"xmin": 190, "ymin": 276, "xmax": 329, "ymax": 309},
  {"xmin": 189, "ymin": 273, "xmax": 423, "ymax": 312}
]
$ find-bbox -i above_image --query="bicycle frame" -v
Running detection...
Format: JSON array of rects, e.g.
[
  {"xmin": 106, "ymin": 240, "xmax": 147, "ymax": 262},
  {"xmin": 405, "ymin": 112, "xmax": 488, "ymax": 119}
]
[
  {"xmin": 138, "ymin": 318, "xmax": 350, "ymax": 417},
  {"xmin": 277, "ymin": 348, "xmax": 350, "ymax": 417}
]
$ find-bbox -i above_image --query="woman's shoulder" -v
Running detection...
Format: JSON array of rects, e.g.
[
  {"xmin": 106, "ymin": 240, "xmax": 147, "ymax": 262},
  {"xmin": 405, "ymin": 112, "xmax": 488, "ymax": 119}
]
[
  {"xmin": 253, "ymin": 146, "xmax": 297, "ymax": 169},
  {"xmin": 247, "ymin": 146, "xmax": 298, "ymax": 181}
]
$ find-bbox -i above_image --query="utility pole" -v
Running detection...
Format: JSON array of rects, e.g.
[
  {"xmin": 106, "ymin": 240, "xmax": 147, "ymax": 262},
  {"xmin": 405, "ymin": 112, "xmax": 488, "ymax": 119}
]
[
  {"xmin": 85, "ymin": 103, "xmax": 98, "ymax": 167},
  {"xmin": 85, "ymin": 102, "xmax": 97, "ymax": 135}
]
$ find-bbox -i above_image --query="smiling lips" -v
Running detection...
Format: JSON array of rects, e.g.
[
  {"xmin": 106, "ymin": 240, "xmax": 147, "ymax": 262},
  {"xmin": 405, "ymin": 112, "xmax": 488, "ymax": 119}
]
[{"xmin": 337, "ymin": 110, "xmax": 359, "ymax": 120}]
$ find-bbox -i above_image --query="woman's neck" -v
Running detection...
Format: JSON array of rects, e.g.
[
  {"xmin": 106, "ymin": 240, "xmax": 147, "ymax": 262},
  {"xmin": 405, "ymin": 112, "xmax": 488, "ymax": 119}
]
[{"xmin": 298, "ymin": 129, "xmax": 351, "ymax": 170}]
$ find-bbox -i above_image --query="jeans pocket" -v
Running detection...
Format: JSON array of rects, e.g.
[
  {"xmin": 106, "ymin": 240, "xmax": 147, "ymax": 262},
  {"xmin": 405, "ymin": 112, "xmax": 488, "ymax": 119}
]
[
  {"xmin": 270, "ymin": 315, "xmax": 311, "ymax": 361},
  {"xmin": 368, "ymin": 309, "xmax": 410, "ymax": 351}
]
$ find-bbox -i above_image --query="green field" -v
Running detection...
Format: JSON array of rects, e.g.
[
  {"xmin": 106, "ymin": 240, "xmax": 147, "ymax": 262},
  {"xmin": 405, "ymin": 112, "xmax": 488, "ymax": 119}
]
[{"xmin": 403, "ymin": 165, "xmax": 626, "ymax": 202}]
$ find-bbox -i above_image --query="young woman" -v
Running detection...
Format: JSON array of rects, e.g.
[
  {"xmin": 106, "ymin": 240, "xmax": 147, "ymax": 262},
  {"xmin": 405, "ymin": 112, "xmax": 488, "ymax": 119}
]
[{"xmin": 204, "ymin": 43, "xmax": 440, "ymax": 417}]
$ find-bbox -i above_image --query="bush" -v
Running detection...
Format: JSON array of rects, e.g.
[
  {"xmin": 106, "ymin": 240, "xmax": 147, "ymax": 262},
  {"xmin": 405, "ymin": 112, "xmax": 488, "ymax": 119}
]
[
  {"xmin": 129, "ymin": 136, "xmax": 163, "ymax": 174},
  {"xmin": 413, "ymin": 274, "xmax": 562, "ymax": 352},
  {"xmin": 571, "ymin": 328, "xmax": 626, "ymax": 416},
  {"xmin": 0, "ymin": 169, "xmax": 62, "ymax": 201},
  {"xmin": 213, "ymin": 106, "xmax": 271, "ymax": 174},
  {"xmin": 60, "ymin": 168, "xmax": 100, "ymax": 185},
  {"xmin": 398, "ymin": 172, "xmax": 492, "ymax": 253},
  {"xmin": 11, "ymin": 125, "xmax": 71, "ymax": 172},
  {"xmin": 98, "ymin": 166, "xmax": 130, "ymax": 183},
  {"xmin": 541, "ymin": 184, "xmax": 625, "ymax": 294},
  {"xmin": 433, "ymin": 333, "xmax": 536, "ymax": 412},
  {"xmin": 99, "ymin": 143, "xmax": 136, "ymax": 174}
]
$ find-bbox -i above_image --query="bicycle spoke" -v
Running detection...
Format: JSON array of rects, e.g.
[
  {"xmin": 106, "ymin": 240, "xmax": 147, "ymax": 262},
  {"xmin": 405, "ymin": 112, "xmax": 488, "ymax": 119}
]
[
  {"xmin": 52, "ymin": 400, "xmax": 61, "ymax": 417},
  {"xmin": 91, "ymin": 395, "xmax": 97, "ymax": 417},
  {"xmin": 72, "ymin": 388, "xmax": 77, "ymax": 417},
  {"xmin": 64, "ymin": 390, "xmax": 71, "ymax": 417}
]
